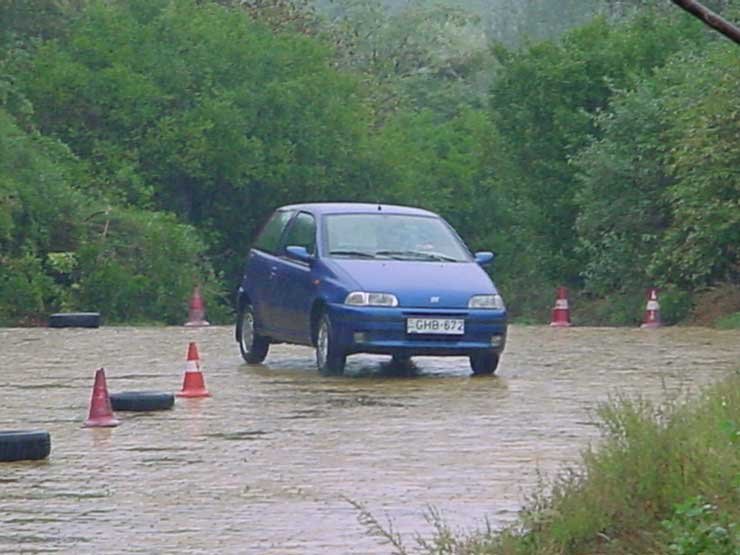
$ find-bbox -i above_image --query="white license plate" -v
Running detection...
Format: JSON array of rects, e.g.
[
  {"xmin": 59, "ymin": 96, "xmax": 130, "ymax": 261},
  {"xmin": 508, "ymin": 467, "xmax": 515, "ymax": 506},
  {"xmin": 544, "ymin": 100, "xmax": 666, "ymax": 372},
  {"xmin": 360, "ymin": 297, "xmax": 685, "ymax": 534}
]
[{"xmin": 406, "ymin": 318, "xmax": 465, "ymax": 335}]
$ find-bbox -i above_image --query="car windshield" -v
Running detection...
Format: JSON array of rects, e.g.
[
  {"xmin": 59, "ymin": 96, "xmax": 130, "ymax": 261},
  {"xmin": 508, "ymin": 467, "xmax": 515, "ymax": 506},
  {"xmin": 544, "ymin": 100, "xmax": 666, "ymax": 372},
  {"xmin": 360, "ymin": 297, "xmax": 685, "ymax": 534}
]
[{"xmin": 324, "ymin": 213, "xmax": 470, "ymax": 262}]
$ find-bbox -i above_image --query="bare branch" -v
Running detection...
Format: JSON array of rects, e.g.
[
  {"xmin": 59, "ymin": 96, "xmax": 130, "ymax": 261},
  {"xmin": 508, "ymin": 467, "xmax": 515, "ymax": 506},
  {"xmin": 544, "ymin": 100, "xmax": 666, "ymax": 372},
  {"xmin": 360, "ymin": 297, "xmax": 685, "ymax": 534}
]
[{"xmin": 670, "ymin": 0, "xmax": 740, "ymax": 44}]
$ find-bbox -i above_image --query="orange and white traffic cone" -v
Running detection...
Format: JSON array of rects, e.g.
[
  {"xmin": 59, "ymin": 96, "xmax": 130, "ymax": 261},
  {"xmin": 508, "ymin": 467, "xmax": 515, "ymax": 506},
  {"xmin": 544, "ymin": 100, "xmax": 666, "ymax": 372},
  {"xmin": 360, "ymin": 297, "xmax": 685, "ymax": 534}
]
[
  {"xmin": 177, "ymin": 342, "xmax": 210, "ymax": 398},
  {"xmin": 550, "ymin": 286, "xmax": 572, "ymax": 327},
  {"xmin": 184, "ymin": 286, "xmax": 210, "ymax": 327},
  {"xmin": 84, "ymin": 368, "xmax": 120, "ymax": 427},
  {"xmin": 641, "ymin": 287, "xmax": 663, "ymax": 329}
]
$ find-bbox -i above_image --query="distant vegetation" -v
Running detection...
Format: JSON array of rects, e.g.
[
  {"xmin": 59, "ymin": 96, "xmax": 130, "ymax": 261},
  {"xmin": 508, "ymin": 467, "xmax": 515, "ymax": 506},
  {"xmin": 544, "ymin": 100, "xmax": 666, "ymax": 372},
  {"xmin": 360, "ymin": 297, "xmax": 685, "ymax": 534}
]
[{"xmin": 1, "ymin": 0, "xmax": 738, "ymax": 325}]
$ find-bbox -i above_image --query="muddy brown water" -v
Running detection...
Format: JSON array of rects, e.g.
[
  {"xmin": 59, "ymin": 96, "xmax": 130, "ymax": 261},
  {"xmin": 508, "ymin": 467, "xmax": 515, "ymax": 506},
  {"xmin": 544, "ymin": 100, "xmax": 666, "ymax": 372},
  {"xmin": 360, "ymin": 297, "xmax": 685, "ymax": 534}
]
[{"xmin": 1, "ymin": 325, "xmax": 738, "ymax": 554}]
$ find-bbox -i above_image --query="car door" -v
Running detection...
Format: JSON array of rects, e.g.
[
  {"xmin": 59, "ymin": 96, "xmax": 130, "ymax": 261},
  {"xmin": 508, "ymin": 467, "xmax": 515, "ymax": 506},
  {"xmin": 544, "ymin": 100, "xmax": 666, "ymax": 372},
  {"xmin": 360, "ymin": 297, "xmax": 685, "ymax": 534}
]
[
  {"xmin": 246, "ymin": 209, "xmax": 296, "ymax": 337},
  {"xmin": 271, "ymin": 211, "xmax": 317, "ymax": 343}
]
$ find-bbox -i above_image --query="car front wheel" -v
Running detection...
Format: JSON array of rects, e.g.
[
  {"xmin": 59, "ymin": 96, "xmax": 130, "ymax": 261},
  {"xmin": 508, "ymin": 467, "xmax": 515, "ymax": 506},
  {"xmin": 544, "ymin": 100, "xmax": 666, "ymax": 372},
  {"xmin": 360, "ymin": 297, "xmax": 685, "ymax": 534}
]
[
  {"xmin": 316, "ymin": 314, "xmax": 346, "ymax": 376},
  {"xmin": 469, "ymin": 352, "xmax": 499, "ymax": 376},
  {"xmin": 238, "ymin": 305, "xmax": 270, "ymax": 364}
]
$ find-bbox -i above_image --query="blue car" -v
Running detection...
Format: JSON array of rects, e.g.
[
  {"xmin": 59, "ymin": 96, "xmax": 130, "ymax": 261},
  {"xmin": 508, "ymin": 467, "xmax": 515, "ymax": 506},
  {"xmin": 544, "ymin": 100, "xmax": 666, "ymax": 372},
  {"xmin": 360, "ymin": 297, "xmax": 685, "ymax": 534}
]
[{"xmin": 235, "ymin": 203, "xmax": 507, "ymax": 375}]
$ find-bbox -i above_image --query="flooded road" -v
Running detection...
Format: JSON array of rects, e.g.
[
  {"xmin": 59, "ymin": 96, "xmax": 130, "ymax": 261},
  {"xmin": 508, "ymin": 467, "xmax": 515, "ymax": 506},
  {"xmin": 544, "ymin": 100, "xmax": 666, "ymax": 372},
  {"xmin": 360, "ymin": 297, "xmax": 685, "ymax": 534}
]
[{"xmin": 1, "ymin": 325, "xmax": 739, "ymax": 554}]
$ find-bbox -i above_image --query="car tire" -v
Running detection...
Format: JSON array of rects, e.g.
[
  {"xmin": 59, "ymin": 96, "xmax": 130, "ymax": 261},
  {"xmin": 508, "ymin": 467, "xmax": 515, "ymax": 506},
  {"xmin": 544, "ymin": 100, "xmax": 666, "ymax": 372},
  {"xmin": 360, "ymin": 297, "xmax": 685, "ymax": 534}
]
[
  {"xmin": 316, "ymin": 314, "xmax": 346, "ymax": 376},
  {"xmin": 469, "ymin": 352, "xmax": 499, "ymax": 376},
  {"xmin": 0, "ymin": 430, "xmax": 51, "ymax": 462},
  {"xmin": 238, "ymin": 305, "xmax": 270, "ymax": 364},
  {"xmin": 390, "ymin": 354, "xmax": 412, "ymax": 368},
  {"xmin": 48, "ymin": 312, "xmax": 101, "ymax": 328},
  {"xmin": 110, "ymin": 391, "xmax": 175, "ymax": 412}
]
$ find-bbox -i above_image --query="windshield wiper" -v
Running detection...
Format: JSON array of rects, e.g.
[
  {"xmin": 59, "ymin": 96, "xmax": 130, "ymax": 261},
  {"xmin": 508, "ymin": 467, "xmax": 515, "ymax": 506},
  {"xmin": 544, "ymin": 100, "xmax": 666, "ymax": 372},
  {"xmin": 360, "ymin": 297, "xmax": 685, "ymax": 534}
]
[
  {"xmin": 375, "ymin": 250, "xmax": 459, "ymax": 262},
  {"xmin": 329, "ymin": 250, "xmax": 376, "ymax": 259}
]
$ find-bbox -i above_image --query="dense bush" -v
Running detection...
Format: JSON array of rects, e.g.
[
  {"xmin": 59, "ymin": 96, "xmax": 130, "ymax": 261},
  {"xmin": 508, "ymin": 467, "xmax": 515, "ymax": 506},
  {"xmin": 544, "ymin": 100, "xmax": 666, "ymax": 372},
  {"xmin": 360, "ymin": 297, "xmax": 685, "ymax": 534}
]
[
  {"xmin": 0, "ymin": 107, "xmax": 220, "ymax": 324},
  {"xmin": 72, "ymin": 208, "xmax": 226, "ymax": 324},
  {"xmin": 0, "ymin": 109, "xmax": 86, "ymax": 323},
  {"xmin": 17, "ymin": 0, "xmax": 370, "ymax": 285}
]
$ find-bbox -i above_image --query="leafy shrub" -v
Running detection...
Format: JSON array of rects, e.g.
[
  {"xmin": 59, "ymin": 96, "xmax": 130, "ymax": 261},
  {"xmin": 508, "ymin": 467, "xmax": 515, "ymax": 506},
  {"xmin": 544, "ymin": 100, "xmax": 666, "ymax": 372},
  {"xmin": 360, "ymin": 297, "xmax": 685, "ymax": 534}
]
[
  {"xmin": 0, "ymin": 252, "xmax": 57, "ymax": 325},
  {"xmin": 574, "ymin": 289, "xmax": 645, "ymax": 327},
  {"xmin": 659, "ymin": 288, "xmax": 694, "ymax": 325},
  {"xmin": 715, "ymin": 312, "xmax": 740, "ymax": 330},
  {"xmin": 662, "ymin": 496, "xmax": 738, "ymax": 555},
  {"xmin": 75, "ymin": 208, "xmax": 227, "ymax": 324}
]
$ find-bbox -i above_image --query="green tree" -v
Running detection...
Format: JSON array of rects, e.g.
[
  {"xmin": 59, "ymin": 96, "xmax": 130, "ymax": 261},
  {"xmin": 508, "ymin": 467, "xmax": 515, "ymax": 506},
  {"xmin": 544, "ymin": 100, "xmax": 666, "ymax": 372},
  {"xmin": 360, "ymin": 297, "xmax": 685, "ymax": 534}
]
[
  {"xmin": 487, "ymin": 11, "xmax": 708, "ymax": 285},
  {"xmin": 17, "ymin": 0, "xmax": 370, "ymax": 284},
  {"xmin": 574, "ymin": 80, "xmax": 672, "ymax": 296},
  {"xmin": 325, "ymin": 0, "xmax": 490, "ymax": 120},
  {"xmin": 0, "ymin": 106, "xmax": 218, "ymax": 324},
  {"xmin": 651, "ymin": 43, "xmax": 740, "ymax": 287}
]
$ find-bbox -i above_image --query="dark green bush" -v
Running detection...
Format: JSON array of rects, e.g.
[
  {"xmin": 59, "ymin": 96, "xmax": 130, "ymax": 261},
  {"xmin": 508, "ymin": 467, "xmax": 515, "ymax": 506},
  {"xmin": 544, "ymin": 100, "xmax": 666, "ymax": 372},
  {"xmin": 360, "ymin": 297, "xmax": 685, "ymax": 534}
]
[
  {"xmin": 0, "ymin": 252, "xmax": 56, "ymax": 325},
  {"xmin": 662, "ymin": 496, "xmax": 737, "ymax": 555},
  {"xmin": 74, "ymin": 208, "xmax": 226, "ymax": 324},
  {"xmin": 659, "ymin": 288, "xmax": 694, "ymax": 325}
]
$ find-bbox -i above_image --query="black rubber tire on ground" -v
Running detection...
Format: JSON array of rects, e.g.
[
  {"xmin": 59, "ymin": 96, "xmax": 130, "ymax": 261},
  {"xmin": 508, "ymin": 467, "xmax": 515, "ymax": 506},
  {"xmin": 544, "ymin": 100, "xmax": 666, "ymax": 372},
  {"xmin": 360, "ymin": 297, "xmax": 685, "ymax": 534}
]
[
  {"xmin": 469, "ymin": 352, "xmax": 500, "ymax": 376},
  {"xmin": 48, "ymin": 312, "xmax": 101, "ymax": 328},
  {"xmin": 110, "ymin": 391, "xmax": 175, "ymax": 412},
  {"xmin": 390, "ymin": 354, "xmax": 412, "ymax": 368},
  {"xmin": 237, "ymin": 305, "xmax": 270, "ymax": 364},
  {"xmin": 0, "ymin": 430, "xmax": 51, "ymax": 462},
  {"xmin": 316, "ymin": 313, "xmax": 346, "ymax": 376}
]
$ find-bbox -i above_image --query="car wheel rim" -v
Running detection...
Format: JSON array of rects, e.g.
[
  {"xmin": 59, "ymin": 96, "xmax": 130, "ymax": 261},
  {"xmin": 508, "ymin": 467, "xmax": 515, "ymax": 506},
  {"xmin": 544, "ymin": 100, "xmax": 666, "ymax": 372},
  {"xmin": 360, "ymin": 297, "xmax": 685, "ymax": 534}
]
[
  {"xmin": 317, "ymin": 321, "xmax": 328, "ymax": 368},
  {"xmin": 241, "ymin": 310, "xmax": 254, "ymax": 353}
]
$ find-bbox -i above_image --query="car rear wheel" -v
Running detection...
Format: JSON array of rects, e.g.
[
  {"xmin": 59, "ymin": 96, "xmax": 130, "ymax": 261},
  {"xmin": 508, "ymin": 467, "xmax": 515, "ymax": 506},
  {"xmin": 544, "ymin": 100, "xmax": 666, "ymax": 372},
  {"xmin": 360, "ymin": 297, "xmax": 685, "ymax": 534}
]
[
  {"xmin": 238, "ymin": 305, "xmax": 269, "ymax": 364},
  {"xmin": 390, "ymin": 354, "xmax": 412, "ymax": 368},
  {"xmin": 316, "ymin": 314, "xmax": 346, "ymax": 376},
  {"xmin": 469, "ymin": 352, "xmax": 499, "ymax": 376}
]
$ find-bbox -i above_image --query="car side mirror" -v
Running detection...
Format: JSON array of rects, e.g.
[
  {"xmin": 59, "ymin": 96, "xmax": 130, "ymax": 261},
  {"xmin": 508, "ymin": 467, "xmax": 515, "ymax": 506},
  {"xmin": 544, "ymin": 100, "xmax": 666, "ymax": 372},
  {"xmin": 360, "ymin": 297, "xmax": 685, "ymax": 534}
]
[
  {"xmin": 286, "ymin": 245, "xmax": 313, "ymax": 263},
  {"xmin": 474, "ymin": 251, "xmax": 495, "ymax": 266}
]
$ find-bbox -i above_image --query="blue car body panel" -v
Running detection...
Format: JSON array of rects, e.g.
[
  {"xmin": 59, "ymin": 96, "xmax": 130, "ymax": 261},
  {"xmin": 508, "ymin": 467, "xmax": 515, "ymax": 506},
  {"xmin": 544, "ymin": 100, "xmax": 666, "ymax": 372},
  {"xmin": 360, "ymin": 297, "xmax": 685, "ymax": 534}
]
[{"xmin": 238, "ymin": 203, "xmax": 507, "ymax": 359}]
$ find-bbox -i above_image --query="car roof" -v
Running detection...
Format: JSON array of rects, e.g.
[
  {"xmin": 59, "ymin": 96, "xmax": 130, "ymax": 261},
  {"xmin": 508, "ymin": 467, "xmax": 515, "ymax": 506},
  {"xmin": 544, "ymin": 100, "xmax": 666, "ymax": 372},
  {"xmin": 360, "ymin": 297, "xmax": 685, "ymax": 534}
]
[{"xmin": 278, "ymin": 202, "xmax": 438, "ymax": 217}]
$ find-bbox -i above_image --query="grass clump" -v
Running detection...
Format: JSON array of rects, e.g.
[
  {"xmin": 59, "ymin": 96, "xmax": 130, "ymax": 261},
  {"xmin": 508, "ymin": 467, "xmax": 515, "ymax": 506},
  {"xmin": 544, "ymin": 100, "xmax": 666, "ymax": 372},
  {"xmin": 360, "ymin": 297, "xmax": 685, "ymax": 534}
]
[
  {"xmin": 715, "ymin": 312, "xmax": 740, "ymax": 330},
  {"xmin": 356, "ymin": 372, "xmax": 740, "ymax": 555}
]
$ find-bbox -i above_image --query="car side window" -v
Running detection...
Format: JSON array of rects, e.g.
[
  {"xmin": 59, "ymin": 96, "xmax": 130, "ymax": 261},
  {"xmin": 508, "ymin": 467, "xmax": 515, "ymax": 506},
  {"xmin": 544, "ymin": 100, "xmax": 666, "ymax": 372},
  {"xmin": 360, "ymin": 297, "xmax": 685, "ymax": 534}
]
[
  {"xmin": 253, "ymin": 210, "xmax": 295, "ymax": 254},
  {"xmin": 282, "ymin": 212, "xmax": 317, "ymax": 255}
]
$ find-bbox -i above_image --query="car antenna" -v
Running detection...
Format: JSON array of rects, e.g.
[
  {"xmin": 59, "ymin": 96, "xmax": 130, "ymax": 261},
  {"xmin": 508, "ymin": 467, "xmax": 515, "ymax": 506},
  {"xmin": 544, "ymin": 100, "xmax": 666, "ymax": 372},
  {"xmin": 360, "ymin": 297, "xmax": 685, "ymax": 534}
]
[{"xmin": 377, "ymin": 201, "xmax": 382, "ymax": 211}]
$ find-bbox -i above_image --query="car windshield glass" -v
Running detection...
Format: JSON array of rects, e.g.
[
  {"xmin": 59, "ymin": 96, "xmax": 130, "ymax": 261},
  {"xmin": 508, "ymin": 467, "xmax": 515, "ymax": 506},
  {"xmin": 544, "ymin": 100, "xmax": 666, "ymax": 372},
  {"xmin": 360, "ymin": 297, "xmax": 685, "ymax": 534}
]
[{"xmin": 325, "ymin": 214, "xmax": 470, "ymax": 262}]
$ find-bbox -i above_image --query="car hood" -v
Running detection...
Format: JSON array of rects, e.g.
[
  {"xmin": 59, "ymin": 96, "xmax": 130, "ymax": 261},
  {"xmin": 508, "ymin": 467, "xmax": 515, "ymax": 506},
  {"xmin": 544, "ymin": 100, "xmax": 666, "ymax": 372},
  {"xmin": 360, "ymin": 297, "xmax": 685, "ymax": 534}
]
[{"xmin": 325, "ymin": 259, "xmax": 498, "ymax": 309}]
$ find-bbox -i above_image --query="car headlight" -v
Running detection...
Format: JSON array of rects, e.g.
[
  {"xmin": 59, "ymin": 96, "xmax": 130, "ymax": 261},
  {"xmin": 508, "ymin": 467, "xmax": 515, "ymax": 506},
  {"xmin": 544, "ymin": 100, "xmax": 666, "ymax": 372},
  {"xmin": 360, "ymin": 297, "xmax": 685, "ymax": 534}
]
[
  {"xmin": 468, "ymin": 294, "xmax": 505, "ymax": 310},
  {"xmin": 345, "ymin": 291, "xmax": 399, "ymax": 307}
]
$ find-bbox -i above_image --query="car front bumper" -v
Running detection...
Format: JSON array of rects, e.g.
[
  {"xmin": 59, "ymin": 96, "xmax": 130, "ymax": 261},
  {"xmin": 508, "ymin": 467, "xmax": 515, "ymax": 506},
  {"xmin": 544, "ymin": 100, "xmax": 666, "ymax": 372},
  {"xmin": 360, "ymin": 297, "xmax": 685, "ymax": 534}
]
[{"xmin": 327, "ymin": 303, "xmax": 507, "ymax": 357}]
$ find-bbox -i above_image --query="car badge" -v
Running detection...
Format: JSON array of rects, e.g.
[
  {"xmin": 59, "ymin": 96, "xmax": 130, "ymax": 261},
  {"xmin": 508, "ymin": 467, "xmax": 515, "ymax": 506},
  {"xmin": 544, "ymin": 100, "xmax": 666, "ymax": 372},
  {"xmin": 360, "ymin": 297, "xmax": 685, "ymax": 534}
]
[{"xmin": 430, "ymin": 296, "xmax": 440, "ymax": 303}]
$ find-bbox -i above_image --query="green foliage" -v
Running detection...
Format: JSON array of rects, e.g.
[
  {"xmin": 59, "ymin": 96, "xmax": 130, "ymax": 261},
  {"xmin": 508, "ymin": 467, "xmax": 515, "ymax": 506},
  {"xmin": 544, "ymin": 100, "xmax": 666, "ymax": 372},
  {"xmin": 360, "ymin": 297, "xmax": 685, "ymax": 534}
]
[
  {"xmin": 0, "ymin": 106, "xmax": 218, "ymax": 325},
  {"xmin": 659, "ymin": 288, "xmax": 694, "ymax": 326},
  {"xmin": 326, "ymin": 0, "xmax": 491, "ymax": 119},
  {"xmin": 0, "ymin": 252, "xmax": 57, "ymax": 325},
  {"xmin": 715, "ymin": 313, "xmax": 740, "ymax": 331},
  {"xmin": 0, "ymin": 109, "xmax": 87, "ymax": 256},
  {"xmin": 662, "ymin": 496, "xmax": 738, "ymax": 555},
  {"xmin": 17, "ymin": 0, "xmax": 370, "ymax": 284},
  {"xmin": 489, "ymin": 11, "xmax": 707, "ymax": 285},
  {"xmin": 574, "ymin": 79, "xmax": 671, "ymax": 296},
  {"xmin": 0, "ymin": 107, "xmax": 87, "ymax": 322},
  {"xmin": 576, "ymin": 40, "xmax": 739, "ymax": 296},
  {"xmin": 74, "ymin": 208, "xmax": 225, "ymax": 324},
  {"xmin": 574, "ymin": 289, "xmax": 645, "ymax": 327},
  {"xmin": 2, "ymin": 0, "xmax": 739, "ymax": 326},
  {"xmin": 504, "ymin": 374, "xmax": 740, "ymax": 555},
  {"xmin": 650, "ymin": 43, "xmax": 740, "ymax": 288}
]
